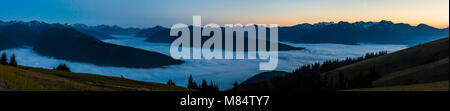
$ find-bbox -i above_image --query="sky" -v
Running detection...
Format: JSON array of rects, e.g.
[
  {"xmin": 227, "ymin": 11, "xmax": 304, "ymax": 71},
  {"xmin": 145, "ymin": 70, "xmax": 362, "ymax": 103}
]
[{"xmin": 0, "ymin": 0, "xmax": 448, "ymax": 28}]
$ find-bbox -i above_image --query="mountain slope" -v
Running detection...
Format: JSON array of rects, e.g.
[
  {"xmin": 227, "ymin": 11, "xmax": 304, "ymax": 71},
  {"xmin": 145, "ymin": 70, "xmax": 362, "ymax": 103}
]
[
  {"xmin": 0, "ymin": 21, "xmax": 183, "ymax": 68},
  {"xmin": 71, "ymin": 24, "xmax": 116, "ymax": 40},
  {"xmin": 145, "ymin": 27, "xmax": 304, "ymax": 51},
  {"xmin": 372, "ymin": 58, "xmax": 448, "ymax": 87},
  {"xmin": 0, "ymin": 36, "xmax": 22, "ymax": 51},
  {"xmin": 0, "ymin": 64, "xmax": 192, "ymax": 91},
  {"xmin": 91, "ymin": 25, "xmax": 140, "ymax": 36},
  {"xmin": 75, "ymin": 28, "xmax": 115, "ymax": 40},
  {"xmin": 280, "ymin": 21, "xmax": 449, "ymax": 45},
  {"xmin": 345, "ymin": 81, "xmax": 448, "ymax": 91},
  {"xmin": 322, "ymin": 37, "xmax": 449, "ymax": 87},
  {"xmin": 238, "ymin": 71, "xmax": 288, "ymax": 91},
  {"xmin": 33, "ymin": 28, "xmax": 183, "ymax": 68},
  {"xmin": 238, "ymin": 37, "xmax": 449, "ymax": 91},
  {"xmin": 241, "ymin": 71, "xmax": 289, "ymax": 85},
  {"xmin": 0, "ymin": 21, "xmax": 60, "ymax": 46},
  {"xmin": 135, "ymin": 25, "xmax": 167, "ymax": 37}
]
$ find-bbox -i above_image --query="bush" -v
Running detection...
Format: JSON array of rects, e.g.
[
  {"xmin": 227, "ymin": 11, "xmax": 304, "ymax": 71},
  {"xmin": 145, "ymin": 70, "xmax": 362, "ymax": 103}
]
[
  {"xmin": 167, "ymin": 80, "xmax": 176, "ymax": 86},
  {"xmin": 55, "ymin": 64, "xmax": 71, "ymax": 72}
]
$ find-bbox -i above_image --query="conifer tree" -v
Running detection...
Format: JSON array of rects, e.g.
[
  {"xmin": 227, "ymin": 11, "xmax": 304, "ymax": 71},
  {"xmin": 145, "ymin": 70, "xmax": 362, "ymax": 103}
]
[
  {"xmin": 201, "ymin": 80, "xmax": 208, "ymax": 89},
  {"xmin": 8, "ymin": 53, "xmax": 17, "ymax": 67},
  {"xmin": 167, "ymin": 80, "xmax": 176, "ymax": 86},
  {"xmin": 0, "ymin": 53, "xmax": 7, "ymax": 65},
  {"xmin": 187, "ymin": 75, "xmax": 196, "ymax": 89}
]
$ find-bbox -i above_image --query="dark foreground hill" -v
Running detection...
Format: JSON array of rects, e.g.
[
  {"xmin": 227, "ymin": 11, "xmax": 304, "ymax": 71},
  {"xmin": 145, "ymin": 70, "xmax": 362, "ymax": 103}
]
[
  {"xmin": 0, "ymin": 64, "xmax": 191, "ymax": 91},
  {"xmin": 323, "ymin": 37, "xmax": 449, "ymax": 87},
  {"xmin": 237, "ymin": 37, "xmax": 449, "ymax": 91},
  {"xmin": 0, "ymin": 21, "xmax": 183, "ymax": 68},
  {"xmin": 33, "ymin": 28, "xmax": 183, "ymax": 68},
  {"xmin": 135, "ymin": 25, "xmax": 167, "ymax": 37},
  {"xmin": 240, "ymin": 71, "xmax": 288, "ymax": 86},
  {"xmin": 145, "ymin": 27, "xmax": 304, "ymax": 51}
]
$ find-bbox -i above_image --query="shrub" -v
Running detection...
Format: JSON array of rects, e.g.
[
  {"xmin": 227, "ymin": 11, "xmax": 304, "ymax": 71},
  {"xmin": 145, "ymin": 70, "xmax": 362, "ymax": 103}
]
[{"xmin": 55, "ymin": 64, "xmax": 71, "ymax": 72}]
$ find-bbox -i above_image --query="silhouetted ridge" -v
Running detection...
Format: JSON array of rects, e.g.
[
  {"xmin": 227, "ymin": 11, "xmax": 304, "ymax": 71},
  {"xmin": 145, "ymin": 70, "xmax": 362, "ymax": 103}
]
[
  {"xmin": 33, "ymin": 28, "xmax": 183, "ymax": 68},
  {"xmin": 135, "ymin": 25, "xmax": 168, "ymax": 37},
  {"xmin": 91, "ymin": 25, "xmax": 140, "ymax": 36},
  {"xmin": 145, "ymin": 26, "xmax": 304, "ymax": 51},
  {"xmin": 278, "ymin": 21, "xmax": 448, "ymax": 45},
  {"xmin": 0, "ymin": 36, "xmax": 22, "ymax": 51},
  {"xmin": 71, "ymin": 24, "xmax": 115, "ymax": 40},
  {"xmin": 0, "ymin": 20, "xmax": 183, "ymax": 68}
]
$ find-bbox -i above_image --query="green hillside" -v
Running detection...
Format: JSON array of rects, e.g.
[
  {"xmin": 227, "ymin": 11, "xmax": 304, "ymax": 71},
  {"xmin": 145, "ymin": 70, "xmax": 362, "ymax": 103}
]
[
  {"xmin": 0, "ymin": 65, "xmax": 192, "ymax": 91},
  {"xmin": 237, "ymin": 37, "xmax": 449, "ymax": 91},
  {"xmin": 323, "ymin": 37, "xmax": 449, "ymax": 88},
  {"xmin": 346, "ymin": 81, "xmax": 449, "ymax": 91},
  {"xmin": 241, "ymin": 71, "xmax": 289, "ymax": 86},
  {"xmin": 373, "ymin": 58, "xmax": 448, "ymax": 87}
]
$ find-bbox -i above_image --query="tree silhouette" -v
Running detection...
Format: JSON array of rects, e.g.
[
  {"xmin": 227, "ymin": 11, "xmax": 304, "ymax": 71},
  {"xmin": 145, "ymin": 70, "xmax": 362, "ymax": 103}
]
[
  {"xmin": 231, "ymin": 81, "xmax": 240, "ymax": 91},
  {"xmin": 55, "ymin": 64, "xmax": 71, "ymax": 72},
  {"xmin": 187, "ymin": 75, "xmax": 198, "ymax": 89},
  {"xmin": 186, "ymin": 75, "xmax": 219, "ymax": 91},
  {"xmin": 167, "ymin": 80, "xmax": 176, "ymax": 86},
  {"xmin": 8, "ymin": 53, "xmax": 17, "ymax": 67},
  {"xmin": 0, "ymin": 53, "xmax": 7, "ymax": 65},
  {"xmin": 201, "ymin": 80, "xmax": 208, "ymax": 89}
]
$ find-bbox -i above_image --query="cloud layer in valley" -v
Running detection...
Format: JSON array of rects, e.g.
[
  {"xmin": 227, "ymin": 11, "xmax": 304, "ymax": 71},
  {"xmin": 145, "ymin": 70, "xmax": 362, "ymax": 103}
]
[{"xmin": 0, "ymin": 36, "xmax": 407, "ymax": 90}]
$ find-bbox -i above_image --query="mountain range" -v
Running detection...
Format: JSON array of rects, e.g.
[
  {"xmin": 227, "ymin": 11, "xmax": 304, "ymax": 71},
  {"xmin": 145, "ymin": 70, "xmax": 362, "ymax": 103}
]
[
  {"xmin": 279, "ymin": 20, "xmax": 449, "ymax": 45},
  {"xmin": 133, "ymin": 20, "xmax": 448, "ymax": 46},
  {"xmin": 0, "ymin": 20, "xmax": 183, "ymax": 68},
  {"xmin": 70, "ymin": 24, "xmax": 140, "ymax": 36},
  {"xmin": 1, "ymin": 20, "xmax": 448, "ymax": 68},
  {"xmin": 135, "ymin": 25, "xmax": 167, "ymax": 37},
  {"xmin": 143, "ymin": 26, "xmax": 305, "ymax": 51},
  {"xmin": 0, "ymin": 35, "xmax": 21, "ymax": 50}
]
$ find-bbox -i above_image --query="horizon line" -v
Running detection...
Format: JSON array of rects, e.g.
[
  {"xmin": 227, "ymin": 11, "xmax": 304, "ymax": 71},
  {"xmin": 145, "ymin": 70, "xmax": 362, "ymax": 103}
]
[{"xmin": 1, "ymin": 19, "xmax": 448, "ymax": 29}]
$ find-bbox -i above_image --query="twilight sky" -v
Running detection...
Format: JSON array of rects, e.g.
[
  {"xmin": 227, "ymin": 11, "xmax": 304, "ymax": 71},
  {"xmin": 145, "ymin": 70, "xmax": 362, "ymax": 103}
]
[{"xmin": 0, "ymin": 0, "xmax": 448, "ymax": 28}]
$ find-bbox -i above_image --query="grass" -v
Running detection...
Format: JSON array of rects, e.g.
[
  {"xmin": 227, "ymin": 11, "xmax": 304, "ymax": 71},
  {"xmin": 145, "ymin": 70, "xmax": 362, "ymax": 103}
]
[
  {"xmin": 373, "ymin": 58, "xmax": 449, "ymax": 87},
  {"xmin": 0, "ymin": 64, "xmax": 193, "ymax": 91},
  {"xmin": 345, "ymin": 81, "xmax": 449, "ymax": 91},
  {"xmin": 0, "ymin": 65, "xmax": 108, "ymax": 91},
  {"xmin": 323, "ymin": 38, "xmax": 449, "ymax": 87}
]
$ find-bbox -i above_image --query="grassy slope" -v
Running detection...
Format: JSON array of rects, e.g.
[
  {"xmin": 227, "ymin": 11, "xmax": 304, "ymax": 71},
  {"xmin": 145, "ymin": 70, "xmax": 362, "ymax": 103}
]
[
  {"xmin": 373, "ymin": 58, "xmax": 448, "ymax": 87},
  {"xmin": 0, "ymin": 65, "xmax": 192, "ymax": 91},
  {"xmin": 237, "ymin": 71, "xmax": 289, "ymax": 91},
  {"xmin": 345, "ymin": 81, "xmax": 449, "ymax": 91},
  {"xmin": 240, "ymin": 71, "xmax": 289, "ymax": 86},
  {"xmin": 0, "ymin": 36, "xmax": 22, "ymax": 51},
  {"xmin": 322, "ymin": 38, "xmax": 449, "ymax": 88}
]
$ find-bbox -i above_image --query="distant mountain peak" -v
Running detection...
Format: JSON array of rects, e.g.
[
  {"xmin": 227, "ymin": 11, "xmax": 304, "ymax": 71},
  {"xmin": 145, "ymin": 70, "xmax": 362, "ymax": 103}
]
[
  {"xmin": 379, "ymin": 20, "xmax": 394, "ymax": 24},
  {"xmin": 416, "ymin": 23, "xmax": 432, "ymax": 28},
  {"xmin": 153, "ymin": 25, "xmax": 165, "ymax": 29}
]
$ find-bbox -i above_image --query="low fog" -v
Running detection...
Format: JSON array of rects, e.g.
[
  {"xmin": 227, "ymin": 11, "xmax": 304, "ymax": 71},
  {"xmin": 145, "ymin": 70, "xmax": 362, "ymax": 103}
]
[{"xmin": 0, "ymin": 35, "xmax": 407, "ymax": 90}]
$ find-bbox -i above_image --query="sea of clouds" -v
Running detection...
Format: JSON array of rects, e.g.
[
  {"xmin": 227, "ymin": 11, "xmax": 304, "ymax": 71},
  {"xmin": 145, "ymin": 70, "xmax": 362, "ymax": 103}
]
[{"xmin": 0, "ymin": 35, "xmax": 407, "ymax": 90}]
